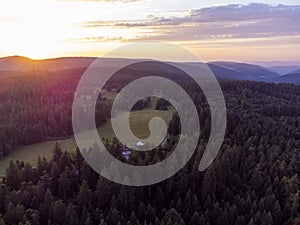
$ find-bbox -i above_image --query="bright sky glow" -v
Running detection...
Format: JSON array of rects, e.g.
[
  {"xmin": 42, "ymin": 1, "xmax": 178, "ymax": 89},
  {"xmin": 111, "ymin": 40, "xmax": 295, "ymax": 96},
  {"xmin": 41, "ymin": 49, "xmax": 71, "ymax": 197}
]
[{"xmin": 0, "ymin": 0, "xmax": 299, "ymax": 61}]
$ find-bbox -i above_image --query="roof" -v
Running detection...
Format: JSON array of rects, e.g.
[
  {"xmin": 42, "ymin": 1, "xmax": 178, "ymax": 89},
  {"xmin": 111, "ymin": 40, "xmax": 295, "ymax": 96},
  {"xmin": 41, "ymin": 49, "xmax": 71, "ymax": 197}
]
[
  {"xmin": 135, "ymin": 141, "xmax": 145, "ymax": 146},
  {"xmin": 122, "ymin": 151, "xmax": 131, "ymax": 155}
]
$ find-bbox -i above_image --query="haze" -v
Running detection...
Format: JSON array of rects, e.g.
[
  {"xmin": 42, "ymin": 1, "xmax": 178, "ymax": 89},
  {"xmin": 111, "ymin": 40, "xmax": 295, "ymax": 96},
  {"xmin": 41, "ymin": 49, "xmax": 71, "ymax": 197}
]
[{"xmin": 0, "ymin": 0, "xmax": 299, "ymax": 62}]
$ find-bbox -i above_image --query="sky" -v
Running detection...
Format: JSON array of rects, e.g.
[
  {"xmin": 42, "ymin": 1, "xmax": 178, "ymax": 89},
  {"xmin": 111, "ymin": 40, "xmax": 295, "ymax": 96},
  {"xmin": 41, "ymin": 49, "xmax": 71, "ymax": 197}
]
[{"xmin": 0, "ymin": 0, "xmax": 299, "ymax": 62}]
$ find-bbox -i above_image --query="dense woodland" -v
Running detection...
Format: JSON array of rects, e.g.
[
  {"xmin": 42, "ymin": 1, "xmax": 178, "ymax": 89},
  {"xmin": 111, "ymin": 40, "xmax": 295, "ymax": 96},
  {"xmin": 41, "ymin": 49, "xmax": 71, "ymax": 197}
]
[
  {"xmin": 0, "ymin": 68, "xmax": 111, "ymax": 158},
  {"xmin": 0, "ymin": 63, "xmax": 300, "ymax": 224}
]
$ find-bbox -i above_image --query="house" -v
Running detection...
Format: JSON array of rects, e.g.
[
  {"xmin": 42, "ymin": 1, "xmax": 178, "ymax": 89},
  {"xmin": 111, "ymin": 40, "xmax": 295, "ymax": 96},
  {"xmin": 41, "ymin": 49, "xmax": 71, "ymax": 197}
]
[
  {"xmin": 122, "ymin": 150, "xmax": 131, "ymax": 160},
  {"xmin": 135, "ymin": 141, "xmax": 145, "ymax": 149}
]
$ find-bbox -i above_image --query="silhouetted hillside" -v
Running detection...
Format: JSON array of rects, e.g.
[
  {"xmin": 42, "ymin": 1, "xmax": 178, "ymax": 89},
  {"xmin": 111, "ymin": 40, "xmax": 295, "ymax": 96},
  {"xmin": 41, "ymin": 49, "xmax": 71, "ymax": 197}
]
[
  {"xmin": 0, "ymin": 56, "xmax": 96, "ymax": 72},
  {"xmin": 210, "ymin": 61, "xmax": 279, "ymax": 81},
  {"xmin": 275, "ymin": 73, "xmax": 300, "ymax": 85},
  {"xmin": 1, "ymin": 56, "xmax": 300, "ymax": 85},
  {"xmin": 268, "ymin": 65, "xmax": 300, "ymax": 75}
]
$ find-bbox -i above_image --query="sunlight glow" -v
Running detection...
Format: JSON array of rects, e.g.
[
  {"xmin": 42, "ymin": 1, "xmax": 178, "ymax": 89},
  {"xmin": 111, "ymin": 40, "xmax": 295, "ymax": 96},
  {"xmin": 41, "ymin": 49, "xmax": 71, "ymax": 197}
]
[{"xmin": 0, "ymin": 0, "xmax": 299, "ymax": 61}]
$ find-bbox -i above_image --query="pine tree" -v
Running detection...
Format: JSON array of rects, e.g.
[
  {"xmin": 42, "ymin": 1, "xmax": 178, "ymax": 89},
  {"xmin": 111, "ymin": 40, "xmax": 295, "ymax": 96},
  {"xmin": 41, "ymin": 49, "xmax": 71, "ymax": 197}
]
[
  {"xmin": 6, "ymin": 161, "xmax": 21, "ymax": 190},
  {"xmin": 77, "ymin": 180, "xmax": 92, "ymax": 211},
  {"xmin": 85, "ymin": 217, "xmax": 93, "ymax": 225},
  {"xmin": 65, "ymin": 203, "xmax": 79, "ymax": 225},
  {"xmin": 50, "ymin": 200, "xmax": 66, "ymax": 225},
  {"xmin": 130, "ymin": 211, "xmax": 138, "ymax": 225},
  {"xmin": 53, "ymin": 142, "xmax": 62, "ymax": 161},
  {"xmin": 4, "ymin": 202, "xmax": 16, "ymax": 224},
  {"xmin": 58, "ymin": 171, "xmax": 70, "ymax": 200}
]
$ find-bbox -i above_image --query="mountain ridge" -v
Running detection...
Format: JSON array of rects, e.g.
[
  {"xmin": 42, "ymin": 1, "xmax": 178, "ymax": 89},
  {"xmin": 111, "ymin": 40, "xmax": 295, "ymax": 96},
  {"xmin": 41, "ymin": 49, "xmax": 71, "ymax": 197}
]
[{"xmin": 0, "ymin": 55, "xmax": 299, "ymax": 85}]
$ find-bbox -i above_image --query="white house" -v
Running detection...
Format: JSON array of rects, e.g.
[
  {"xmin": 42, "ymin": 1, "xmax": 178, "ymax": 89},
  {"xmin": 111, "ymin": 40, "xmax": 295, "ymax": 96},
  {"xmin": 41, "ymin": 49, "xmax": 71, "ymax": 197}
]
[{"xmin": 135, "ymin": 141, "xmax": 145, "ymax": 149}]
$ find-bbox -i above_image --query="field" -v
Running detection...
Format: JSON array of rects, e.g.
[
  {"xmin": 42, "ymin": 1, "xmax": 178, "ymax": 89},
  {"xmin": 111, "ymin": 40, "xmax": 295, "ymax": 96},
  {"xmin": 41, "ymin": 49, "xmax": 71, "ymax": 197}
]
[
  {"xmin": 0, "ymin": 138, "xmax": 77, "ymax": 177},
  {"xmin": 0, "ymin": 109, "xmax": 173, "ymax": 177}
]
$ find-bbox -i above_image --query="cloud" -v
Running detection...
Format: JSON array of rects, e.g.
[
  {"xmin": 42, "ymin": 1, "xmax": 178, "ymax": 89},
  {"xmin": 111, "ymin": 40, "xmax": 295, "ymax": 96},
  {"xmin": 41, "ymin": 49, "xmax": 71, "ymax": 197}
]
[
  {"xmin": 61, "ymin": 0, "xmax": 139, "ymax": 2},
  {"xmin": 77, "ymin": 3, "xmax": 300, "ymax": 44},
  {"xmin": 70, "ymin": 36, "xmax": 127, "ymax": 42},
  {"xmin": 118, "ymin": 4, "xmax": 300, "ymax": 37},
  {"xmin": 101, "ymin": 0, "xmax": 139, "ymax": 2}
]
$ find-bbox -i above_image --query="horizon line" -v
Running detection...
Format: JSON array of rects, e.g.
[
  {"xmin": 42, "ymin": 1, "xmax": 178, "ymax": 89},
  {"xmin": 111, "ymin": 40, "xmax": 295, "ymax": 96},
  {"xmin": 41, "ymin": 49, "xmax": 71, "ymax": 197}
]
[{"xmin": 1, "ymin": 55, "xmax": 300, "ymax": 66}]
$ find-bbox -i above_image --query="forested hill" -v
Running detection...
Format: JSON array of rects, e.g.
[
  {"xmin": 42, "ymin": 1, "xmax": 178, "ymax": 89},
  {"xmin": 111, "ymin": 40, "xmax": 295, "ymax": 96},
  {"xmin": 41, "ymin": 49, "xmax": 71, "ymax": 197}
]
[
  {"xmin": 0, "ymin": 56, "xmax": 96, "ymax": 72},
  {"xmin": 0, "ymin": 61, "xmax": 300, "ymax": 160},
  {"xmin": 0, "ymin": 67, "xmax": 112, "ymax": 159},
  {"xmin": 1, "ymin": 56, "xmax": 300, "ymax": 84},
  {"xmin": 0, "ymin": 61, "xmax": 299, "ymax": 224}
]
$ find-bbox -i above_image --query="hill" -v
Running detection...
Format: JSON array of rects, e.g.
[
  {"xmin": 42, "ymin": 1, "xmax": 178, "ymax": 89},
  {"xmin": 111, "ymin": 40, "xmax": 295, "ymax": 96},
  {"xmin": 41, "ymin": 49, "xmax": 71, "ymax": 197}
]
[
  {"xmin": 268, "ymin": 65, "xmax": 300, "ymax": 75},
  {"xmin": 206, "ymin": 63, "xmax": 241, "ymax": 80},
  {"xmin": 0, "ymin": 78, "xmax": 300, "ymax": 224},
  {"xmin": 210, "ymin": 61, "xmax": 279, "ymax": 81},
  {"xmin": 274, "ymin": 73, "xmax": 300, "ymax": 85},
  {"xmin": 0, "ymin": 109, "xmax": 173, "ymax": 177},
  {"xmin": 290, "ymin": 68, "xmax": 300, "ymax": 74},
  {"xmin": 0, "ymin": 56, "xmax": 96, "ymax": 72},
  {"xmin": 1, "ymin": 56, "xmax": 300, "ymax": 86}
]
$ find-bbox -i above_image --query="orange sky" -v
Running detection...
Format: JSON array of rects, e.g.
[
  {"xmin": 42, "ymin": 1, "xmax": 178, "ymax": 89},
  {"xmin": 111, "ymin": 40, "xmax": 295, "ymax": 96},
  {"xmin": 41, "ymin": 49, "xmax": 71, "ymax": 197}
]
[{"xmin": 0, "ymin": 0, "xmax": 299, "ymax": 62}]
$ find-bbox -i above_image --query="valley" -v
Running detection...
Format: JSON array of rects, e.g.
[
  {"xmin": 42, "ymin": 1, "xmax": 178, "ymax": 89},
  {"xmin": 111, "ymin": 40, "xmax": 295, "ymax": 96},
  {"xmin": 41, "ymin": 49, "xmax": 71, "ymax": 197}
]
[{"xmin": 0, "ymin": 109, "xmax": 173, "ymax": 177}]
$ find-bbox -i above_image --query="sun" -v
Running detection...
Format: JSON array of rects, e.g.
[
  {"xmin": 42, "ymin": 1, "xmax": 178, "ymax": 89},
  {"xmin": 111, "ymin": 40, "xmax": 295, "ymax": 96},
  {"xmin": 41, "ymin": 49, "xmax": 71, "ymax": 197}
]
[
  {"xmin": 1, "ymin": 29, "xmax": 65, "ymax": 59},
  {"xmin": 0, "ymin": 0, "xmax": 145, "ymax": 59},
  {"xmin": 0, "ymin": 0, "xmax": 80, "ymax": 59}
]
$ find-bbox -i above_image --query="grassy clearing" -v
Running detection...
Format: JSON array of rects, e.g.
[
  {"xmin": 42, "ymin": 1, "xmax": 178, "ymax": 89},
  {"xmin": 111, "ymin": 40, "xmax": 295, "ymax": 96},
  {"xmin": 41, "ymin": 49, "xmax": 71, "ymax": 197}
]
[
  {"xmin": 128, "ymin": 109, "xmax": 173, "ymax": 139},
  {"xmin": 101, "ymin": 90, "xmax": 117, "ymax": 101},
  {"xmin": 0, "ymin": 138, "xmax": 77, "ymax": 177},
  {"xmin": 0, "ymin": 109, "xmax": 173, "ymax": 177}
]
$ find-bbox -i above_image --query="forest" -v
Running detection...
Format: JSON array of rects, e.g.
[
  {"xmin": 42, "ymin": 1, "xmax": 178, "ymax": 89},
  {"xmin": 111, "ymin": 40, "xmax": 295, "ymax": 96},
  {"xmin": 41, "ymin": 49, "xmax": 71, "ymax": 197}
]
[{"xmin": 0, "ymin": 62, "xmax": 299, "ymax": 224}]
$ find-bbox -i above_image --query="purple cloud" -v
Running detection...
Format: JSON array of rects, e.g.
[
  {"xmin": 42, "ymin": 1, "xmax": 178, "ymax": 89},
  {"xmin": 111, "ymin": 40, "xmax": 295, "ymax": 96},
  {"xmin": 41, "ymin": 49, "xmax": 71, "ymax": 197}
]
[{"xmin": 79, "ymin": 3, "xmax": 300, "ymax": 43}]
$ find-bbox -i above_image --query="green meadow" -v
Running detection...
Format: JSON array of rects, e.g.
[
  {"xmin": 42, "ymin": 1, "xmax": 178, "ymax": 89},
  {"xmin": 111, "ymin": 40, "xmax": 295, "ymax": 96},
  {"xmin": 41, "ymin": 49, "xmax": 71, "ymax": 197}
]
[{"xmin": 0, "ymin": 109, "xmax": 173, "ymax": 177}]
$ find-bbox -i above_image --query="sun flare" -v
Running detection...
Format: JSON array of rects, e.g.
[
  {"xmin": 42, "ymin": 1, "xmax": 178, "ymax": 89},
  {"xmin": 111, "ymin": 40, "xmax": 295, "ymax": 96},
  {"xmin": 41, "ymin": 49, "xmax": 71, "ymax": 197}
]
[{"xmin": 0, "ymin": 0, "xmax": 299, "ymax": 61}]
